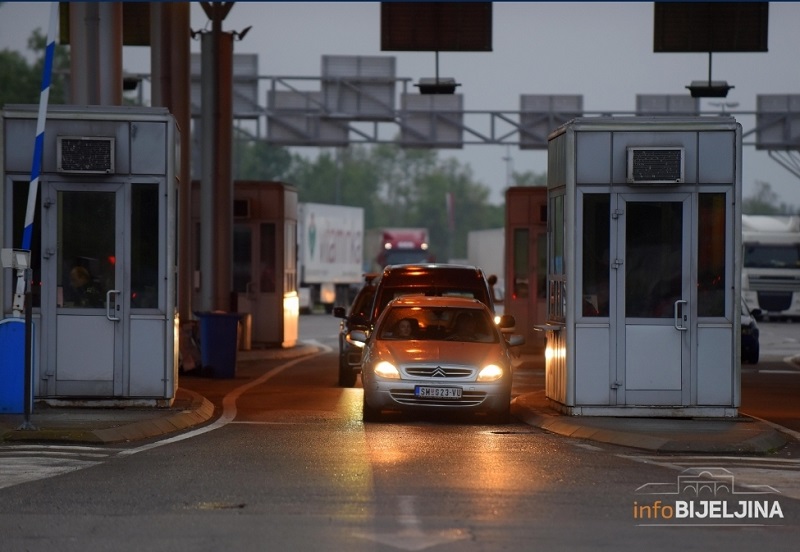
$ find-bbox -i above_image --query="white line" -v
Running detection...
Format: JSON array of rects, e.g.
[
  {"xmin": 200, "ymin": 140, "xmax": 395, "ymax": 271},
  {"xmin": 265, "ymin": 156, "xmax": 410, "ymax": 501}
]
[{"xmin": 118, "ymin": 342, "xmax": 330, "ymax": 456}]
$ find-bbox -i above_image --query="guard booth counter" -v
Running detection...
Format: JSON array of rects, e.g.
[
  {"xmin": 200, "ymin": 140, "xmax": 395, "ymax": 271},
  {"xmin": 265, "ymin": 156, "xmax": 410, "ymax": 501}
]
[
  {"xmin": 505, "ymin": 186, "xmax": 548, "ymax": 353},
  {"xmin": 1, "ymin": 105, "xmax": 180, "ymax": 405},
  {"xmin": 543, "ymin": 117, "xmax": 742, "ymax": 417},
  {"xmin": 190, "ymin": 180, "xmax": 299, "ymax": 349}
]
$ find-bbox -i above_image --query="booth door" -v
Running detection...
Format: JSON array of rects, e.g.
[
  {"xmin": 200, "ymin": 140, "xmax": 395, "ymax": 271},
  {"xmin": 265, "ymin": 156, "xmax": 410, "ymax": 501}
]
[
  {"xmin": 233, "ymin": 221, "xmax": 279, "ymax": 345},
  {"xmin": 43, "ymin": 183, "xmax": 125, "ymax": 397},
  {"xmin": 616, "ymin": 193, "xmax": 692, "ymax": 406}
]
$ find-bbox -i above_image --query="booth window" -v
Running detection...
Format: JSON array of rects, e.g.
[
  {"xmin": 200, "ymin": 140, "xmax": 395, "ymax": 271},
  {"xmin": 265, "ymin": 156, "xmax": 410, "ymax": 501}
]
[
  {"xmin": 260, "ymin": 223, "xmax": 276, "ymax": 293},
  {"xmin": 233, "ymin": 225, "xmax": 252, "ymax": 293},
  {"xmin": 131, "ymin": 184, "xmax": 159, "ymax": 309},
  {"xmin": 625, "ymin": 201, "xmax": 683, "ymax": 318},
  {"xmin": 512, "ymin": 228, "xmax": 529, "ymax": 299},
  {"xmin": 697, "ymin": 193, "xmax": 726, "ymax": 317},
  {"xmin": 582, "ymin": 194, "xmax": 610, "ymax": 317},
  {"xmin": 284, "ymin": 221, "xmax": 297, "ymax": 293},
  {"xmin": 548, "ymin": 194, "xmax": 566, "ymax": 321}
]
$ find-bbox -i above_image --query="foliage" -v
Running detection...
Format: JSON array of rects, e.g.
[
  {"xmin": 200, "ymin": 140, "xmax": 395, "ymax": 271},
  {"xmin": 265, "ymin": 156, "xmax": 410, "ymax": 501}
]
[
  {"xmin": 743, "ymin": 181, "xmax": 799, "ymax": 215},
  {"xmin": 0, "ymin": 29, "xmax": 68, "ymax": 107},
  {"xmin": 283, "ymin": 144, "xmax": 508, "ymax": 260}
]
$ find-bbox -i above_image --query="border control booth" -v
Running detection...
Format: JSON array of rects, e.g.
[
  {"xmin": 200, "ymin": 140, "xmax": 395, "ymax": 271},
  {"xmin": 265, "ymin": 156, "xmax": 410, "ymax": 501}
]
[
  {"xmin": 1, "ymin": 105, "xmax": 179, "ymax": 405},
  {"xmin": 543, "ymin": 116, "xmax": 742, "ymax": 417}
]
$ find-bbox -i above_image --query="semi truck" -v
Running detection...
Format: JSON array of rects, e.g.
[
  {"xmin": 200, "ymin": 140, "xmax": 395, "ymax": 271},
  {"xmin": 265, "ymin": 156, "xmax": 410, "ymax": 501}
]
[
  {"xmin": 298, "ymin": 202, "xmax": 364, "ymax": 313},
  {"xmin": 741, "ymin": 214, "xmax": 800, "ymax": 320},
  {"xmin": 364, "ymin": 227, "xmax": 434, "ymax": 272},
  {"xmin": 467, "ymin": 228, "xmax": 505, "ymax": 307}
]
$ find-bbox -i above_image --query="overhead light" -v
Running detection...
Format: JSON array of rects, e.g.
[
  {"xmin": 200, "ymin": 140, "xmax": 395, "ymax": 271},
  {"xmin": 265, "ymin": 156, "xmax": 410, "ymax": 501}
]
[
  {"xmin": 415, "ymin": 78, "xmax": 460, "ymax": 95},
  {"xmin": 686, "ymin": 80, "xmax": 734, "ymax": 98}
]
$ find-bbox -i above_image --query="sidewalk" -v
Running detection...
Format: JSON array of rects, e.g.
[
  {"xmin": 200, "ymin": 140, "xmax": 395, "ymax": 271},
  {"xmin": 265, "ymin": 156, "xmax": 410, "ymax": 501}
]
[{"xmin": 0, "ymin": 344, "xmax": 793, "ymax": 453}]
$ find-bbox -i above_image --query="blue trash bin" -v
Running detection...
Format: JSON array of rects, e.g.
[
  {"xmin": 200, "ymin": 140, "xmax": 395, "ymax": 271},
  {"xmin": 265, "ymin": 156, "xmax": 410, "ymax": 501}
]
[
  {"xmin": 0, "ymin": 318, "xmax": 26, "ymax": 413},
  {"xmin": 194, "ymin": 312, "xmax": 242, "ymax": 378}
]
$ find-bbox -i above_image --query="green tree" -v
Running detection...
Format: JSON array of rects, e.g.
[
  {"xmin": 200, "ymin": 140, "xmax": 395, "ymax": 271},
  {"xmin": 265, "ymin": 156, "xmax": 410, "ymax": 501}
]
[
  {"xmin": 233, "ymin": 138, "xmax": 292, "ymax": 181},
  {"xmin": 742, "ymin": 181, "xmax": 798, "ymax": 215},
  {"xmin": 0, "ymin": 29, "xmax": 68, "ymax": 107}
]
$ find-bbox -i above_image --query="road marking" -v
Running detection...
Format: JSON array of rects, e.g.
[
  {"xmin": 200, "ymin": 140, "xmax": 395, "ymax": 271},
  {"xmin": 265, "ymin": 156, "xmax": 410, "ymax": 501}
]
[
  {"xmin": 0, "ymin": 445, "xmax": 123, "ymax": 490},
  {"xmin": 354, "ymin": 495, "xmax": 469, "ymax": 551},
  {"xmin": 119, "ymin": 341, "xmax": 330, "ymax": 457}
]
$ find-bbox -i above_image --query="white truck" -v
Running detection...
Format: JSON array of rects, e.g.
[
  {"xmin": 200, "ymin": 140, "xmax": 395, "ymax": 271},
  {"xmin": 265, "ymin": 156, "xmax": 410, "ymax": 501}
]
[
  {"xmin": 298, "ymin": 202, "xmax": 364, "ymax": 313},
  {"xmin": 467, "ymin": 228, "xmax": 505, "ymax": 308},
  {"xmin": 741, "ymin": 214, "xmax": 800, "ymax": 320}
]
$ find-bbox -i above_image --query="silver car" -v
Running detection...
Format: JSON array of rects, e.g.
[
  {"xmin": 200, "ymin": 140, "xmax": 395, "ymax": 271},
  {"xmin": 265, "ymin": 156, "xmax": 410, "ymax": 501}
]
[{"xmin": 351, "ymin": 295, "xmax": 523, "ymax": 424}]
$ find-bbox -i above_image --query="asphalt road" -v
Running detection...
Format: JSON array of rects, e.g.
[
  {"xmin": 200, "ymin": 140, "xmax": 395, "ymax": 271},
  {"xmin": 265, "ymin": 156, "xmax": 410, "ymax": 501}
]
[{"xmin": 0, "ymin": 314, "xmax": 797, "ymax": 551}]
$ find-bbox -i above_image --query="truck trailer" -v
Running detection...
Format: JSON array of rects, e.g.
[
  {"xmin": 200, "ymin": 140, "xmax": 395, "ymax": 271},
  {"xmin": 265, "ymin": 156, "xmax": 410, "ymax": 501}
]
[{"xmin": 298, "ymin": 202, "xmax": 364, "ymax": 313}]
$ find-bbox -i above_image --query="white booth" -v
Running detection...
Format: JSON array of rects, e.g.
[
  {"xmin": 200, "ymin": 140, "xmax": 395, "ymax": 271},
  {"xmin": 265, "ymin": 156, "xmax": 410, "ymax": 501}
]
[
  {"xmin": 1, "ymin": 105, "xmax": 179, "ymax": 405},
  {"xmin": 543, "ymin": 117, "xmax": 742, "ymax": 417}
]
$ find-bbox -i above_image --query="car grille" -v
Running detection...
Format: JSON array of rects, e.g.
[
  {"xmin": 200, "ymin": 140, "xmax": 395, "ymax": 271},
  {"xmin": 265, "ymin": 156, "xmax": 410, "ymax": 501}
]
[
  {"xmin": 404, "ymin": 366, "xmax": 474, "ymax": 378},
  {"xmin": 389, "ymin": 389, "xmax": 487, "ymax": 407}
]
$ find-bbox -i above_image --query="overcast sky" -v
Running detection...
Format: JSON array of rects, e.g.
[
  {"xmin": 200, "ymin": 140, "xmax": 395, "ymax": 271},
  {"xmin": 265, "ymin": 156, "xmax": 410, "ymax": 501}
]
[{"xmin": 2, "ymin": 2, "xmax": 800, "ymax": 207}]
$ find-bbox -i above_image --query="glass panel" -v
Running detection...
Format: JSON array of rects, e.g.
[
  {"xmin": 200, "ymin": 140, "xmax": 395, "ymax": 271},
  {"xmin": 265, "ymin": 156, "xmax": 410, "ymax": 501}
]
[
  {"xmin": 582, "ymin": 194, "xmax": 610, "ymax": 317},
  {"xmin": 260, "ymin": 223, "xmax": 276, "ymax": 293},
  {"xmin": 12, "ymin": 181, "xmax": 42, "ymax": 308},
  {"xmin": 233, "ymin": 225, "xmax": 252, "ymax": 293},
  {"xmin": 131, "ymin": 184, "xmax": 159, "ymax": 308},
  {"xmin": 536, "ymin": 232, "xmax": 547, "ymax": 300},
  {"xmin": 512, "ymin": 228, "xmax": 529, "ymax": 299},
  {"xmin": 625, "ymin": 201, "xmax": 682, "ymax": 319},
  {"xmin": 698, "ymin": 193, "xmax": 726, "ymax": 317},
  {"xmin": 58, "ymin": 191, "xmax": 115, "ymax": 309},
  {"xmin": 285, "ymin": 222, "xmax": 297, "ymax": 293},
  {"xmin": 548, "ymin": 194, "xmax": 565, "ymax": 321}
]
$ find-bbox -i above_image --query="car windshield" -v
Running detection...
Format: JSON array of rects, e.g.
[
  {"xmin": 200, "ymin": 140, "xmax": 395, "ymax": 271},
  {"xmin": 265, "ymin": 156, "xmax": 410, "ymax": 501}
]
[
  {"xmin": 744, "ymin": 243, "xmax": 800, "ymax": 269},
  {"xmin": 378, "ymin": 306, "xmax": 498, "ymax": 343}
]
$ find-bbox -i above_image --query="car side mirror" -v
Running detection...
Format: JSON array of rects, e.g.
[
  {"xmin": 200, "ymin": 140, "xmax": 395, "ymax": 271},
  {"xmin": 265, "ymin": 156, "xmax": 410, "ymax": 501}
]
[
  {"xmin": 347, "ymin": 330, "xmax": 368, "ymax": 347},
  {"xmin": 333, "ymin": 306, "xmax": 347, "ymax": 319},
  {"xmin": 497, "ymin": 314, "xmax": 516, "ymax": 330},
  {"xmin": 750, "ymin": 308, "xmax": 762, "ymax": 318},
  {"xmin": 506, "ymin": 334, "xmax": 525, "ymax": 347}
]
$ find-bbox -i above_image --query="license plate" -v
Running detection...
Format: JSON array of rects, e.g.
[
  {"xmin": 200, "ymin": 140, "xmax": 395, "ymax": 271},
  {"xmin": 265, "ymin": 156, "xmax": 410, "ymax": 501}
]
[{"xmin": 414, "ymin": 386, "xmax": 462, "ymax": 399}]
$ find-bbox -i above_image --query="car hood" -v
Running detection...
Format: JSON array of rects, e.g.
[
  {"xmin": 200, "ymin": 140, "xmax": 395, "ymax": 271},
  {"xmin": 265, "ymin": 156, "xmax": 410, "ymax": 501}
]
[{"xmin": 378, "ymin": 340, "xmax": 507, "ymax": 367}]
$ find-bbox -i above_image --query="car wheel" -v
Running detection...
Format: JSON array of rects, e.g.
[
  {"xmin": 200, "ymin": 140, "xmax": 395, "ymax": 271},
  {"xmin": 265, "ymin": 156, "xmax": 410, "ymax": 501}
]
[
  {"xmin": 338, "ymin": 360, "xmax": 358, "ymax": 387},
  {"xmin": 487, "ymin": 403, "xmax": 511, "ymax": 425},
  {"xmin": 747, "ymin": 347, "xmax": 759, "ymax": 365},
  {"xmin": 362, "ymin": 398, "xmax": 382, "ymax": 423}
]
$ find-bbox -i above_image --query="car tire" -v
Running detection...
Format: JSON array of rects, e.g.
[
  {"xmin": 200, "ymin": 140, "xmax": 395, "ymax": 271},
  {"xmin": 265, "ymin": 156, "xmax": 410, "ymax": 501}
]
[
  {"xmin": 362, "ymin": 398, "xmax": 382, "ymax": 423},
  {"xmin": 487, "ymin": 403, "xmax": 511, "ymax": 425},
  {"xmin": 338, "ymin": 359, "xmax": 358, "ymax": 387}
]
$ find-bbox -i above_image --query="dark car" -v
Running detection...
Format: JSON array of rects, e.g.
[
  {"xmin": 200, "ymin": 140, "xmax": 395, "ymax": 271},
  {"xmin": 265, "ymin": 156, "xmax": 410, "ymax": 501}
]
[
  {"xmin": 369, "ymin": 264, "xmax": 496, "ymax": 324},
  {"xmin": 741, "ymin": 299, "xmax": 761, "ymax": 365},
  {"xmin": 333, "ymin": 274, "xmax": 378, "ymax": 387}
]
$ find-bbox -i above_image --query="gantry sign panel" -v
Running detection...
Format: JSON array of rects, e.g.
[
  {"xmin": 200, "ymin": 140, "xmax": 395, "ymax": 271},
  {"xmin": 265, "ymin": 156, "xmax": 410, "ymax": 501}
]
[
  {"xmin": 755, "ymin": 95, "xmax": 800, "ymax": 151},
  {"xmin": 519, "ymin": 95, "xmax": 583, "ymax": 150},
  {"xmin": 321, "ymin": 55, "xmax": 397, "ymax": 121},
  {"xmin": 267, "ymin": 90, "xmax": 349, "ymax": 147}
]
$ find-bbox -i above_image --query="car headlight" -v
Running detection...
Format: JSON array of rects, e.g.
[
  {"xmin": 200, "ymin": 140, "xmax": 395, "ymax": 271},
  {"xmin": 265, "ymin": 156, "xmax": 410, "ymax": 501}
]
[
  {"xmin": 373, "ymin": 361, "xmax": 400, "ymax": 379},
  {"xmin": 477, "ymin": 364, "xmax": 504, "ymax": 382}
]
